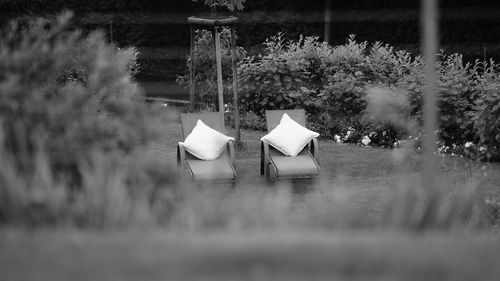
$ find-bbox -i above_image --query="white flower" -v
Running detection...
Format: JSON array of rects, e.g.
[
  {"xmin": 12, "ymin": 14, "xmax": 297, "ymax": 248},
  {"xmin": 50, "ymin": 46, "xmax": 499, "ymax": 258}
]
[
  {"xmin": 393, "ymin": 140, "xmax": 402, "ymax": 148},
  {"xmin": 361, "ymin": 136, "xmax": 371, "ymax": 146},
  {"xmin": 161, "ymin": 103, "xmax": 168, "ymax": 107},
  {"xmin": 345, "ymin": 130, "xmax": 353, "ymax": 139},
  {"xmin": 464, "ymin": 142, "xmax": 473, "ymax": 148},
  {"xmin": 334, "ymin": 134, "xmax": 342, "ymax": 143},
  {"xmin": 480, "ymin": 146, "xmax": 487, "ymax": 152}
]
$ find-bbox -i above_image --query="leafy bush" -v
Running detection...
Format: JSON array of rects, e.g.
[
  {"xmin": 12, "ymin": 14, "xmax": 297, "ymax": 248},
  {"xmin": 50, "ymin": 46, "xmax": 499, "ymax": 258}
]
[
  {"xmin": 176, "ymin": 28, "xmax": 246, "ymax": 109},
  {"xmin": 472, "ymin": 60, "xmax": 500, "ymax": 148},
  {"xmin": 238, "ymin": 33, "xmax": 313, "ymax": 115},
  {"xmin": 235, "ymin": 33, "xmax": 500, "ymax": 159},
  {"xmin": 398, "ymin": 53, "xmax": 500, "ymax": 153},
  {"xmin": 192, "ymin": 0, "xmax": 246, "ymax": 11},
  {"xmin": 0, "ymin": 13, "xmax": 176, "ymax": 227}
]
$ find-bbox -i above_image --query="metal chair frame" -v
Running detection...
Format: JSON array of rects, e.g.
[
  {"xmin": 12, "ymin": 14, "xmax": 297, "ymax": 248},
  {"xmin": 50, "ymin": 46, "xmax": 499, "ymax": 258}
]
[
  {"xmin": 260, "ymin": 109, "xmax": 320, "ymax": 182},
  {"xmin": 177, "ymin": 112, "xmax": 236, "ymax": 184}
]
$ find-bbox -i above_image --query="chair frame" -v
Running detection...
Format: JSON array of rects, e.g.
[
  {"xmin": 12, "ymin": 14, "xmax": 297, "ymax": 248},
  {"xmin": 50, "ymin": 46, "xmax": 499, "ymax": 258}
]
[
  {"xmin": 260, "ymin": 109, "xmax": 320, "ymax": 181},
  {"xmin": 177, "ymin": 112, "xmax": 236, "ymax": 184}
]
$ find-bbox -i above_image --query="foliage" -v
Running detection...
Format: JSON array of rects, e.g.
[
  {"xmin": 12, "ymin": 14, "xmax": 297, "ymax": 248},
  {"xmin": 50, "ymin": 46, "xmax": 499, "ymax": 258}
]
[
  {"xmin": 236, "ymin": 33, "xmax": 500, "ymax": 159},
  {"xmin": 226, "ymin": 109, "xmax": 266, "ymax": 131},
  {"xmin": 238, "ymin": 33, "xmax": 316, "ymax": 115},
  {"xmin": 0, "ymin": 13, "xmax": 176, "ymax": 226},
  {"xmin": 192, "ymin": 0, "xmax": 246, "ymax": 11},
  {"xmin": 472, "ymin": 60, "xmax": 500, "ymax": 148},
  {"xmin": 176, "ymin": 28, "xmax": 246, "ymax": 108}
]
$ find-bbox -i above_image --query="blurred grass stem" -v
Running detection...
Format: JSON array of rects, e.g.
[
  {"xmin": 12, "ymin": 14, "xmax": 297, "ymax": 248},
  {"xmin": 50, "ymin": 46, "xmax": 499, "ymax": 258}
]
[{"xmin": 420, "ymin": 0, "xmax": 440, "ymax": 227}]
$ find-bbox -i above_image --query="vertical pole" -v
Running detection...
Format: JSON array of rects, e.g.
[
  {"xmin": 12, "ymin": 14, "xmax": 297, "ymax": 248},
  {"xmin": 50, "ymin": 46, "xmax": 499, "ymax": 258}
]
[
  {"xmin": 324, "ymin": 0, "xmax": 332, "ymax": 43},
  {"xmin": 214, "ymin": 27, "xmax": 225, "ymax": 127},
  {"xmin": 189, "ymin": 26, "xmax": 196, "ymax": 111},
  {"xmin": 230, "ymin": 26, "xmax": 241, "ymax": 143},
  {"xmin": 110, "ymin": 18, "xmax": 113, "ymax": 43},
  {"xmin": 420, "ymin": 0, "xmax": 439, "ymax": 227}
]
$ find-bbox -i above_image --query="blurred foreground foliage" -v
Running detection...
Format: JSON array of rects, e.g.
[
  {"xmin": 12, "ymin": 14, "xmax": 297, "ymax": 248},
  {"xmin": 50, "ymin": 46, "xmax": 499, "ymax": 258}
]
[{"xmin": 0, "ymin": 13, "xmax": 177, "ymax": 227}]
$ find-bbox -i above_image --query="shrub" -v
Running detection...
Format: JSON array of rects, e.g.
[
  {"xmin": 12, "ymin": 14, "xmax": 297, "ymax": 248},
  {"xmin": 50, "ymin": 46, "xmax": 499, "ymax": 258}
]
[
  {"xmin": 398, "ymin": 53, "xmax": 500, "ymax": 153},
  {"xmin": 0, "ymin": 13, "xmax": 176, "ymax": 227},
  {"xmin": 304, "ymin": 36, "xmax": 419, "ymax": 143},
  {"xmin": 236, "ymin": 34, "xmax": 424, "ymax": 140},
  {"xmin": 238, "ymin": 33, "xmax": 313, "ymax": 115},
  {"xmin": 192, "ymin": 0, "xmax": 246, "ymax": 11},
  {"xmin": 180, "ymin": 30, "xmax": 500, "ymax": 158},
  {"xmin": 176, "ymin": 28, "xmax": 246, "ymax": 109},
  {"xmin": 472, "ymin": 60, "xmax": 500, "ymax": 149}
]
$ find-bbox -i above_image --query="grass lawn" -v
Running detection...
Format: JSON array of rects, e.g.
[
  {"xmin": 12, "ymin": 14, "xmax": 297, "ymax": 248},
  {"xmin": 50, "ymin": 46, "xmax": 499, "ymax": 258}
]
[
  {"xmin": 2, "ymin": 118, "xmax": 500, "ymax": 281},
  {"xmin": 152, "ymin": 117, "xmax": 500, "ymax": 201}
]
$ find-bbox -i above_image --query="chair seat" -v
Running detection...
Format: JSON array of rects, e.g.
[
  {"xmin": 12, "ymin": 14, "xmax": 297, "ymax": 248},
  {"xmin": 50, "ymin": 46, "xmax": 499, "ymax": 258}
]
[
  {"xmin": 185, "ymin": 157, "xmax": 236, "ymax": 182},
  {"xmin": 269, "ymin": 151, "xmax": 320, "ymax": 178}
]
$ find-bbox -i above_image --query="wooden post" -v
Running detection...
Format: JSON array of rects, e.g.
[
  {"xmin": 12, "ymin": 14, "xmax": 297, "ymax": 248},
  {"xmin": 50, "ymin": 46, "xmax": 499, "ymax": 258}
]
[
  {"xmin": 230, "ymin": 26, "xmax": 240, "ymax": 143},
  {"xmin": 189, "ymin": 26, "xmax": 196, "ymax": 111},
  {"xmin": 214, "ymin": 27, "xmax": 225, "ymax": 126}
]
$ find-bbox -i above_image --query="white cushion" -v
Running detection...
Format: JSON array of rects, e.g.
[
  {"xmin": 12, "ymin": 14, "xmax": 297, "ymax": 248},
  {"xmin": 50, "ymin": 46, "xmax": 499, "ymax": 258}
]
[
  {"xmin": 181, "ymin": 120, "xmax": 234, "ymax": 160},
  {"xmin": 261, "ymin": 113, "xmax": 319, "ymax": 156}
]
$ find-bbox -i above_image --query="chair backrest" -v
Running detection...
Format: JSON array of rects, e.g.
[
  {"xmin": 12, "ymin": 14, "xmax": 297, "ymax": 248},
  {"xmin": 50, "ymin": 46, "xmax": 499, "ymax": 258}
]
[
  {"xmin": 265, "ymin": 109, "xmax": 306, "ymax": 132},
  {"xmin": 181, "ymin": 112, "xmax": 224, "ymax": 139}
]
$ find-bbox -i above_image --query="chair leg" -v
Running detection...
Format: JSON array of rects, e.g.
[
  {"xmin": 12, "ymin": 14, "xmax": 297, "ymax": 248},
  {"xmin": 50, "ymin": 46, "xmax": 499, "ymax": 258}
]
[
  {"xmin": 266, "ymin": 162, "xmax": 279, "ymax": 182},
  {"xmin": 260, "ymin": 142, "xmax": 265, "ymax": 175},
  {"xmin": 269, "ymin": 163, "xmax": 277, "ymax": 182}
]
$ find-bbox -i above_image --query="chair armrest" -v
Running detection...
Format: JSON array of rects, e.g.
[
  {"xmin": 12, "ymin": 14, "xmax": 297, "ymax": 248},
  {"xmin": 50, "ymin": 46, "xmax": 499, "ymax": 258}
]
[
  {"xmin": 177, "ymin": 142, "xmax": 186, "ymax": 171},
  {"xmin": 227, "ymin": 140, "xmax": 235, "ymax": 166},
  {"xmin": 260, "ymin": 141, "xmax": 270, "ymax": 177}
]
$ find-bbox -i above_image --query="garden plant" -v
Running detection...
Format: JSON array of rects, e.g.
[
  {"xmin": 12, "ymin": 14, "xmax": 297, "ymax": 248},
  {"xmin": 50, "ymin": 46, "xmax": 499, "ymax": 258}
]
[
  {"xmin": 0, "ymin": 13, "xmax": 176, "ymax": 227},
  {"xmin": 231, "ymin": 34, "xmax": 500, "ymax": 161},
  {"xmin": 2, "ymin": 9, "xmax": 500, "ymax": 281}
]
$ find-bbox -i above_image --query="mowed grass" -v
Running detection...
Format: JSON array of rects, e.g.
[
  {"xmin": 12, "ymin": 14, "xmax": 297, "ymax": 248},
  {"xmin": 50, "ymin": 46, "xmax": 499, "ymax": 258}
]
[
  {"xmin": 3, "ymin": 117, "xmax": 500, "ymax": 281},
  {"xmin": 151, "ymin": 117, "xmax": 500, "ymax": 200}
]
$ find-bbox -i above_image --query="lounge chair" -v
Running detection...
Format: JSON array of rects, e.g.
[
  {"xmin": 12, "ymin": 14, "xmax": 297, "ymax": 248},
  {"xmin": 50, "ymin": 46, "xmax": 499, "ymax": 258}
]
[
  {"xmin": 177, "ymin": 112, "xmax": 236, "ymax": 183},
  {"xmin": 260, "ymin": 109, "xmax": 320, "ymax": 181}
]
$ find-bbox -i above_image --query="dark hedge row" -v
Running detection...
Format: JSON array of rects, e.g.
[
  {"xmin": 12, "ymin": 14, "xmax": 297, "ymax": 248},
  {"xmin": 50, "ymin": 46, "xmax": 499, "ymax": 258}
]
[
  {"xmin": 3, "ymin": 0, "xmax": 500, "ymax": 13},
  {"xmin": 3, "ymin": 1, "xmax": 500, "ymax": 88}
]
